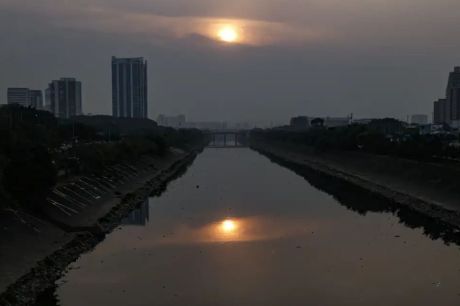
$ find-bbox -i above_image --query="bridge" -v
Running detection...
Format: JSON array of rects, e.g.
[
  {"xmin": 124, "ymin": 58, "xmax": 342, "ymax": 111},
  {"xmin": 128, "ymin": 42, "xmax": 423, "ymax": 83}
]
[{"xmin": 205, "ymin": 129, "xmax": 250, "ymax": 148}]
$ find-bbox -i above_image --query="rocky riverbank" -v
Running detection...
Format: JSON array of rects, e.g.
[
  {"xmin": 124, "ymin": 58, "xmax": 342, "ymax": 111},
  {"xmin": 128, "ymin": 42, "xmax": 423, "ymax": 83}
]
[
  {"xmin": 0, "ymin": 148, "xmax": 201, "ymax": 306},
  {"xmin": 251, "ymin": 141, "xmax": 460, "ymax": 230}
]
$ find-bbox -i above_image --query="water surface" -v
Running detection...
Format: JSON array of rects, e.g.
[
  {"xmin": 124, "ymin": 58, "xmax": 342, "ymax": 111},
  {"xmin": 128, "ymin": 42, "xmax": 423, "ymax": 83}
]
[{"xmin": 55, "ymin": 148, "xmax": 460, "ymax": 306}]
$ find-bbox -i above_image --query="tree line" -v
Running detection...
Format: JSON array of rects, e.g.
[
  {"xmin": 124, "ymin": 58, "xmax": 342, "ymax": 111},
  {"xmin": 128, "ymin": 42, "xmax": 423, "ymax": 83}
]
[
  {"xmin": 251, "ymin": 118, "xmax": 460, "ymax": 161},
  {"xmin": 0, "ymin": 104, "xmax": 205, "ymax": 211}
]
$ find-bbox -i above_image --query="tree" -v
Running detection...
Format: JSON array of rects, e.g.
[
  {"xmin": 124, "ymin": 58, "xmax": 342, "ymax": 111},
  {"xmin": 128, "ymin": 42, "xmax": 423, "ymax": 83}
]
[
  {"xmin": 3, "ymin": 146, "xmax": 57, "ymax": 210},
  {"xmin": 311, "ymin": 118, "xmax": 325, "ymax": 128}
]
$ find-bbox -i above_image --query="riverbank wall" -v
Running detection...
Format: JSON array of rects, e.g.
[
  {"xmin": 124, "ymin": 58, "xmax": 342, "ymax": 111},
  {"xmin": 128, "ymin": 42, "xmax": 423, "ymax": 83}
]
[
  {"xmin": 251, "ymin": 141, "xmax": 460, "ymax": 230},
  {"xmin": 0, "ymin": 147, "xmax": 202, "ymax": 306}
]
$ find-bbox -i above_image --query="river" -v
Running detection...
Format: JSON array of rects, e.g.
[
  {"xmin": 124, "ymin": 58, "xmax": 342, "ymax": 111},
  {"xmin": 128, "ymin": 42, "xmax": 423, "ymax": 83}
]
[{"xmin": 48, "ymin": 148, "xmax": 460, "ymax": 306}]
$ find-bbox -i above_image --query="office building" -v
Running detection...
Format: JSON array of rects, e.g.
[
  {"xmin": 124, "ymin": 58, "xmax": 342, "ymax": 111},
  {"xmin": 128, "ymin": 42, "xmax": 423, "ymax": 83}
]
[
  {"xmin": 45, "ymin": 78, "xmax": 82, "ymax": 118},
  {"xmin": 433, "ymin": 67, "xmax": 460, "ymax": 126},
  {"xmin": 7, "ymin": 88, "xmax": 31, "ymax": 106},
  {"xmin": 29, "ymin": 90, "xmax": 43, "ymax": 109},
  {"xmin": 7, "ymin": 88, "xmax": 43, "ymax": 109},
  {"xmin": 446, "ymin": 67, "xmax": 460, "ymax": 126},
  {"xmin": 111, "ymin": 56, "xmax": 148, "ymax": 118},
  {"xmin": 433, "ymin": 98, "xmax": 448, "ymax": 124}
]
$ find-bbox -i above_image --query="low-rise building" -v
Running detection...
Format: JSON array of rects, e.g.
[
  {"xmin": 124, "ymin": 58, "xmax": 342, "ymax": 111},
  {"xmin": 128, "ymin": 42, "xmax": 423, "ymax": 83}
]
[
  {"xmin": 290, "ymin": 116, "xmax": 309, "ymax": 129},
  {"xmin": 289, "ymin": 115, "xmax": 351, "ymax": 129},
  {"xmin": 7, "ymin": 88, "xmax": 43, "ymax": 108},
  {"xmin": 157, "ymin": 114, "xmax": 186, "ymax": 128},
  {"xmin": 185, "ymin": 121, "xmax": 228, "ymax": 130},
  {"xmin": 324, "ymin": 117, "xmax": 351, "ymax": 128},
  {"xmin": 7, "ymin": 88, "xmax": 30, "ymax": 106},
  {"xmin": 411, "ymin": 114, "xmax": 428, "ymax": 125}
]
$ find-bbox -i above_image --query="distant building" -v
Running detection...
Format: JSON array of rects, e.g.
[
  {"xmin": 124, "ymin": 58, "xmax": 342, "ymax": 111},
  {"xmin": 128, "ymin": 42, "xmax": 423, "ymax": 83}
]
[
  {"xmin": 447, "ymin": 67, "xmax": 460, "ymax": 126},
  {"xmin": 111, "ymin": 56, "xmax": 148, "ymax": 119},
  {"xmin": 289, "ymin": 115, "xmax": 350, "ymax": 129},
  {"xmin": 411, "ymin": 114, "xmax": 428, "ymax": 125},
  {"xmin": 324, "ymin": 116, "xmax": 351, "ymax": 128},
  {"xmin": 290, "ymin": 116, "xmax": 309, "ymax": 129},
  {"xmin": 45, "ymin": 78, "xmax": 82, "ymax": 119},
  {"xmin": 157, "ymin": 114, "xmax": 186, "ymax": 128},
  {"xmin": 185, "ymin": 121, "xmax": 227, "ymax": 130},
  {"xmin": 7, "ymin": 88, "xmax": 43, "ymax": 108},
  {"xmin": 433, "ymin": 98, "xmax": 448, "ymax": 124},
  {"xmin": 352, "ymin": 118, "xmax": 373, "ymax": 125},
  {"xmin": 230, "ymin": 122, "xmax": 254, "ymax": 130},
  {"xmin": 7, "ymin": 88, "xmax": 30, "ymax": 106},
  {"xmin": 29, "ymin": 90, "xmax": 43, "ymax": 109},
  {"xmin": 434, "ymin": 67, "xmax": 460, "ymax": 127},
  {"xmin": 368, "ymin": 118, "xmax": 405, "ymax": 135},
  {"xmin": 44, "ymin": 88, "xmax": 52, "ymax": 112}
]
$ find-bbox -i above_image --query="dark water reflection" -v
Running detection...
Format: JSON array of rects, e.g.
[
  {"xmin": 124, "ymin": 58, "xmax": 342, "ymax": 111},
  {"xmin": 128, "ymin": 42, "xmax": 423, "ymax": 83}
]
[
  {"xmin": 122, "ymin": 200, "xmax": 150, "ymax": 226},
  {"xmin": 51, "ymin": 149, "xmax": 460, "ymax": 306},
  {"xmin": 261, "ymin": 151, "xmax": 460, "ymax": 246}
]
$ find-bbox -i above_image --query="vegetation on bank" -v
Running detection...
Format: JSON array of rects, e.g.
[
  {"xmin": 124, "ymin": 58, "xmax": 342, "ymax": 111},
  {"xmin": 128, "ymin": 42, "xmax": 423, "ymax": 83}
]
[
  {"xmin": 0, "ymin": 105, "xmax": 205, "ymax": 211},
  {"xmin": 251, "ymin": 118, "xmax": 460, "ymax": 161}
]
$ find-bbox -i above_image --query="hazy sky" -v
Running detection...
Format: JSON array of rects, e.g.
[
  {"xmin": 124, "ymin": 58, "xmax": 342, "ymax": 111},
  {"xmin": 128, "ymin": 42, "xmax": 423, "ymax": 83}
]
[{"xmin": 1, "ymin": 0, "xmax": 460, "ymax": 125}]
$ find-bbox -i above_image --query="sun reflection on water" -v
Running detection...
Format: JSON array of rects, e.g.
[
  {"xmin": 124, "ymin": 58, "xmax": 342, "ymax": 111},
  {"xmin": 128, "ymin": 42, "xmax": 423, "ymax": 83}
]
[
  {"xmin": 216, "ymin": 219, "xmax": 241, "ymax": 240},
  {"xmin": 120, "ymin": 216, "xmax": 319, "ymax": 246}
]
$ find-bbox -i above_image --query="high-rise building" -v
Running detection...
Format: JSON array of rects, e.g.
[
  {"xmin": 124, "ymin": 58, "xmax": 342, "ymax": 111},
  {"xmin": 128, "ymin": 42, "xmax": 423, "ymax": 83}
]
[
  {"xmin": 29, "ymin": 90, "xmax": 43, "ymax": 109},
  {"xmin": 111, "ymin": 56, "xmax": 148, "ymax": 118},
  {"xmin": 45, "ymin": 78, "xmax": 82, "ymax": 119},
  {"xmin": 433, "ymin": 99, "xmax": 448, "ymax": 124},
  {"xmin": 446, "ymin": 67, "xmax": 460, "ymax": 125},
  {"xmin": 7, "ymin": 88, "xmax": 43, "ymax": 108},
  {"xmin": 7, "ymin": 88, "xmax": 31, "ymax": 106}
]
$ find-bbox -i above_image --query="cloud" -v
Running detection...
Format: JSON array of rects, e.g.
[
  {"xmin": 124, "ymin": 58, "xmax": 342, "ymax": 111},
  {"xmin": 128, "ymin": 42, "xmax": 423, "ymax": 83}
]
[
  {"xmin": 1, "ymin": 0, "xmax": 460, "ymax": 123},
  {"xmin": 1, "ymin": 1, "xmax": 334, "ymax": 47}
]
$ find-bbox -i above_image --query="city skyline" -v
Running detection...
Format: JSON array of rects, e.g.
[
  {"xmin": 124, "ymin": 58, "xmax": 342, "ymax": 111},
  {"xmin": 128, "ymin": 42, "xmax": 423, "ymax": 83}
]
[
  {"xmin": 5, "ymin": 61, "xmax": 456, "ymax": 126},
  {"xmin": 2, "ymin": 0, "xmax": 460, "ymax": 125}
]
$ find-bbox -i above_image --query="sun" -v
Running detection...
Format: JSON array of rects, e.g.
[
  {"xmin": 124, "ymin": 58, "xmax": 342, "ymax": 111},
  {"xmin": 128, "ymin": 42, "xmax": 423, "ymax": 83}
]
[
  {"xmin": 218, "ymin": 26, "xmax": 238, "ymax": 43},
  {"xmin": 221, "ymin": 219, "xmax": 237, "ymax": 233}
]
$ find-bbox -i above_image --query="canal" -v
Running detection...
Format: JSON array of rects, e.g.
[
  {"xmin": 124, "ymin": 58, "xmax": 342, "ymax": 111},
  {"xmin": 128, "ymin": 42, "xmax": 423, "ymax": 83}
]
[{"xmin": 50, "ymin": 148, "xmax": 460, "ymax": 306}]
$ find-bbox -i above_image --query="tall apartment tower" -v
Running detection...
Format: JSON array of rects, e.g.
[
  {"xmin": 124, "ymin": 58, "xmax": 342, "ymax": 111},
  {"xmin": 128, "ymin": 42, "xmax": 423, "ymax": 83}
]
[
  {"xmin": 111, "ymin": 56, "xmax": 148, "ymax": 118},
  {"xmin": 45, "ymin": 78, "xmax": 82, "ymax": 119},
  {"xmin": 446, "ymin": 67, "xmax": 460, "ymax": 126},
  {"xmin": 433, "ymin": 67, "xmax": 460, "ymax": 126},
  {"xmin": 433, "ymin": 98, "xmax": 448, "ymax": 124}
]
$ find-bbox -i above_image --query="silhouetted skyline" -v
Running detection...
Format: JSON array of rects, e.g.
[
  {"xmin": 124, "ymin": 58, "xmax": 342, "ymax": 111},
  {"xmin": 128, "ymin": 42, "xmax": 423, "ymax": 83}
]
[{"xmin": 1, "ymin": 0, "xmax": 460, "ymax": 125}]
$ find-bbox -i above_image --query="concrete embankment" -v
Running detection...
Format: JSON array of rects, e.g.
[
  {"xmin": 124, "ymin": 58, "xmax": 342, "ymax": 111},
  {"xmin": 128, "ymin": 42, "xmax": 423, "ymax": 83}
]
[
  {"xmin": 251, "ymin": 141, "xmax": 460, "ymax": 230},
  {"xmin": 0, "ymin": 148, "xmax": 201, "ymax": 306}
]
